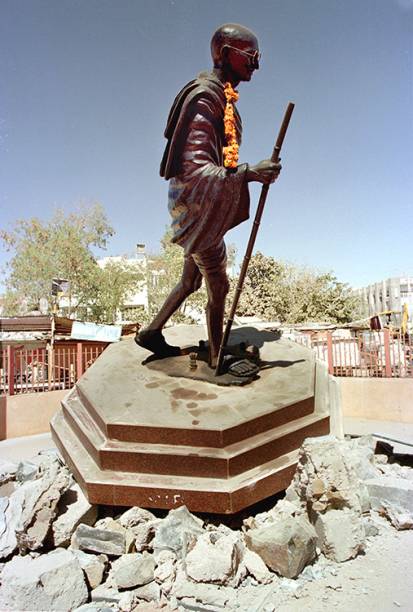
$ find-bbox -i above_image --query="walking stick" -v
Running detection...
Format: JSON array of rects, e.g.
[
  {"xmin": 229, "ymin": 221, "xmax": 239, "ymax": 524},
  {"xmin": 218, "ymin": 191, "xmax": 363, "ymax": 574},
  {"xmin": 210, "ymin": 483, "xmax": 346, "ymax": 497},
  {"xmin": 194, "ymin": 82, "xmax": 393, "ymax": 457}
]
[{"xmin": 215, "ymin": 102, "xmax": 295, "ymax": 376}]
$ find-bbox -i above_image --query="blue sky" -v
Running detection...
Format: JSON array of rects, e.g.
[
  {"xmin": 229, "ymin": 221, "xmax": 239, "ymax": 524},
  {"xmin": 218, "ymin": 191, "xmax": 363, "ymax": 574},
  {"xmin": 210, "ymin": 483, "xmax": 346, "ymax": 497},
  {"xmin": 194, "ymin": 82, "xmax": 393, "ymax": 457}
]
[{"xmin": 1, "ymin": 0, "xmax": 412, "ymax": 290}]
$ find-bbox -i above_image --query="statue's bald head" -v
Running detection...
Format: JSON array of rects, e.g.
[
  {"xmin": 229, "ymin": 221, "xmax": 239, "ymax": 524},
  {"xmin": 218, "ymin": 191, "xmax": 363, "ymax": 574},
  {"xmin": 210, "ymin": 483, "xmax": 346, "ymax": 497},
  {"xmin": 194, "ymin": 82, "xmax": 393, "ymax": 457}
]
[{"xmin": 211, "ymin": 23, "xmax": 258, "ymax": 67}]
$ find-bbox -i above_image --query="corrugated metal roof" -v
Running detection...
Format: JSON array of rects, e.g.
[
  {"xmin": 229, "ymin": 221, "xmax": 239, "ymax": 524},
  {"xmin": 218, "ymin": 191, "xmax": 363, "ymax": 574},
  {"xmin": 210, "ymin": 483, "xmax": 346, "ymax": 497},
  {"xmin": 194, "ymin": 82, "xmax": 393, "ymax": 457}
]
[
  {"xmin": 0, "ymin": 315, "xmax": 73, "ymax": 333},
  {"xmin": 0, "ymin": 315, "xmax": 136, "ymax": 336}
]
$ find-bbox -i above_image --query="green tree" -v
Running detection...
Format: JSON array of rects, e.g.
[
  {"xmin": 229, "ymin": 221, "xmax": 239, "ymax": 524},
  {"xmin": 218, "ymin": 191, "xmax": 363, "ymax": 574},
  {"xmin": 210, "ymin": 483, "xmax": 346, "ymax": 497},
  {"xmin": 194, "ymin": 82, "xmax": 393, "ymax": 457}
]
[
  {"xmin": 1, "ymin": 204, "xmax": 144, "ymax": 322},
  {"xmin": 76, "ymin": 259, "xmax": 145, "ymax": 324},
  {"xmin": 228, "ymin": 252, "xmax": 360, "ymax": 324}
]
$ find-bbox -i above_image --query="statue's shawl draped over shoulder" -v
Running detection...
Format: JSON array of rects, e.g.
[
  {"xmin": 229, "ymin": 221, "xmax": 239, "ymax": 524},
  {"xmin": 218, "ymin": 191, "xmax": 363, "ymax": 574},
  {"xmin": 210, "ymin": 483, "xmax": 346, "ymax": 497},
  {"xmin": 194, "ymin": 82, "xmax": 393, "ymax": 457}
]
[{"xmin": 160, "ymin": 71, "xmax": 250, "ymax": 255}]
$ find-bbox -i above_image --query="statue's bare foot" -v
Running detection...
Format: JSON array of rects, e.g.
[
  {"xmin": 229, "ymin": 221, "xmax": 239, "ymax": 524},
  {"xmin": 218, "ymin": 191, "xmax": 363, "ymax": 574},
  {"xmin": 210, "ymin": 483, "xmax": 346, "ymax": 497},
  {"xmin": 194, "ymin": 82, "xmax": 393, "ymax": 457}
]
[{"xmin": 135, "ymin": 329, "xmax": 181, "ymax": 357}]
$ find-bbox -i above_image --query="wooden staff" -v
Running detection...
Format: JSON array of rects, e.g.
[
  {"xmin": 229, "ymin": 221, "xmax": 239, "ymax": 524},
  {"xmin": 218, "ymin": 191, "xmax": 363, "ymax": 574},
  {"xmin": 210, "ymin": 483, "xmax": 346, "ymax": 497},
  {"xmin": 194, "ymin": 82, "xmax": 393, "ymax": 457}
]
[{"xmin": 215, "ymin": 102, "xmax": 295, "ymax": 376}]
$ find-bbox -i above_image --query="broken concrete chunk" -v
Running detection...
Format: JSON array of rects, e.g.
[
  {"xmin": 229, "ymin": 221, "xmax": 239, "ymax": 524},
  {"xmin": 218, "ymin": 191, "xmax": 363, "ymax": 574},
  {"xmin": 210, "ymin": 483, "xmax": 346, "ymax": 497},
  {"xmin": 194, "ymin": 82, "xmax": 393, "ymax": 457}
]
[
  {"xmin": 0, "ymin": 459, "xmax": 18, "ymax": 485},
  {"xmin": 94, "ymin": 517, "xmax": 135, "ymax": 552},
  {"xmin": 382, "ymin": 504, "xmax": 413, "ymax": 530},
  {"xmin": 365, "ymin": 475, "xmax": 413, "ymax": 515},
  {"xmin": 245, "ymin": 514, "xmax": 317, "ymax": 579},
  {"xmin": 172, "ymin": 567, "xmax": 236, "ymax": 608},
  {"xmin": 14, "ymin": 457, "xmax": 72, "ymax": 553},
  {"xmin": 314, "ymin": 509, "xmax": 365, "ymax": 562},
  {"xmin": 243, "ymin": 548, "xmax": 273, "ymax": 584},
  {"xmin": 117, "ymin": 581, "xmax": 161, "ymax": 611},
  {"xmin": 243, "ymin": 499, "xmax": 303, "ymax": 532},
  {"xmin": 362, "ymin": 516, "xmax": 380, "ymax": 537},
  {"xmin": 132, "ymin": 519, "xmax": 159, "ymax": 552},
  {"xmin": 53, "ymin": 482, "xmax": 98, "ymax": 547},
  {"xmin": 0, "ymin": 548, "xmax": 88, "ymax": 611},
  {"xmin": 288, "ymin": 436, "xmax": 371, "ymax": 516},
  {"xmin": 109, "ymin": 552, "xmax": 156, "ymax": 590},
  {"xmin": 345, "ymin": 435, "xmax": 379, "ymax": 480},
  {"xmin": 154, "ymin": 549, "xmax": 177, "ymax": 586},
  {"xmin": 16, "ymin": 460, "xmax": 39, "ymax": 483},
  {"xmin": 117, "ymin": 506, "xmax": 156, "ymax": 531},
  {"xmin": 0, "ymin": 494, "xmax": 22, "ymax": 559},
  {"xmin": 72, "ymin": 523, "xmax": 126, "ymax": 556},
  {"xmin": 91, "ymin": 581, "xmax": 122, "ymax": 605},
  {"xmin": 185, "ymin": 529, "xmax": 245, "ymax": 586},
  {"xmin": 72, "ymin": 549, "xmax": 108, "ymax": 589},
  {"xmin": 152, "ymin": 505, "xmax": 204, "ymax": 558}
]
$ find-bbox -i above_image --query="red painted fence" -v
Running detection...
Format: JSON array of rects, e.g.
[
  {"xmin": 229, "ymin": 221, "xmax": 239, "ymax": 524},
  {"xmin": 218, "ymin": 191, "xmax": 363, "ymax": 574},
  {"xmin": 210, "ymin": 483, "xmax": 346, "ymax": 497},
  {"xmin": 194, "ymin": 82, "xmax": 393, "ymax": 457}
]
[
  {"xmin": 292, "ymin": 329, "xmax": 413, "ymax": 378},
  {"xmin": 0, "ymin": 343, "xmax": 106, "ymax": 395}
]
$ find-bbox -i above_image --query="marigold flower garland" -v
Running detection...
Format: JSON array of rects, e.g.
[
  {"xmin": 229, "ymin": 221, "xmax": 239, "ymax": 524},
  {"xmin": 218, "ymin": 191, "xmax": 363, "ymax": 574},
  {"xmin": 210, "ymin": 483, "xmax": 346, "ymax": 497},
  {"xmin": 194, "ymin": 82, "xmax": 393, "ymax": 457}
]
[{"xmin": 223, "ymin": 82, "xmax": 239, "ymax": 168}]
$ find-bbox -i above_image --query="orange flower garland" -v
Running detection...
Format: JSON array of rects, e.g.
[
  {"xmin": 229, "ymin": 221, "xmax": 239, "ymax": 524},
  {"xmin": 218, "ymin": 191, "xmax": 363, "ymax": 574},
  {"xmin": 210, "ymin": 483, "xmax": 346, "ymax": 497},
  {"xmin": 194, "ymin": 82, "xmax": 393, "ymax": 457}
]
[{"xmin": 223, "ymin": 82, "xmax": 239, "ymax": 168}]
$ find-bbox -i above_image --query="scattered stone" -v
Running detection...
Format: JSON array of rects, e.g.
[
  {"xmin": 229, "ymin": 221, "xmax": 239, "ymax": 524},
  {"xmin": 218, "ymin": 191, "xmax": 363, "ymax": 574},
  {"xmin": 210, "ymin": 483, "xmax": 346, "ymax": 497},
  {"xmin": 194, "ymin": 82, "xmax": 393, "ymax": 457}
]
[
  {"xmin": 172, "ymin": 567, "xmax": 236, "ymax": 609},
  {"xmin": 362, "ymin": 516, "xmax": 380, "ymax": 537},
  {"xmin": 152, "ymin": 505, "xmax": 204, "ymax": 559},
  {"xmin": 286, "ymin": 436, "xmax": 372, "ymax": 516},
  {"xmin": 185, "ymin": 529, "xmax": 245, "ymax": 586},
  {"xmin": 116, "ymin": 509, "xmax": 162, "ymax": 553},
  {"xmin": 133, "ymin": 519, "xmax": 160, "ymax": 552},
  {"xmin": 381, "ymin": 505, "xmax": 413, "ymax": 530},
  {"xmin": 117, "ymin": 581, "xmax": 162, "ymax": 612},
  {"xmin": 243, "ymin": 499, "xmax": 303, "ymax": 532},
  {"xmin": 15, "ymin": 455, "xmax": 72, "ymax": 553},
  {"xmin": 72, "ymin": 549, "xmax": 108, "ymax": 589},
  {"xmin": 94, "ymin": 517, "xmax": 135, "ymax": 552},
  {"xmin": 91, "ymin": 581, "xmax": 122, "ymax": 605},
  {"xmin": 154, "ymin": 549, "xmax": 177, "ymax": 595},
  {"xmin": 0, "ymin": 456, "xmax": 71, "ymax": 557},
  {"xmin": 344, "ymin": 435, "xmax": 379, "ymax": 480},
  {"xmin": 53, "ymin": 482, "xmax": 98, "ymax": 547},
  {"xmin": 72, "ymin": 523, "xmax": 127, "ymax": 556},
  {"xmin": 0, "ymin": 459, "xmax": 18, "ymax": 485},
  {"xmin": 243, "ymin": 548, "xmax": 273, "ymax": 584},
  {"xmin": 127, "ymin": 580, "xmax": 161, "ymax": 603},
  {"xmin": 0, "ymin": 495, "xmax": 22, "ymax": 559},
  {"xmin": 0, "ymin": 548, "xmax": 88, "ymax": 611},
  {"xmin": 108, "ymin": 552, "xmax": 156, "ymax": 590},
  {"xmin": 314, "ymin": 509, "xmax": 365, "ymax": 562},
  {"xmin": 117, "ymin": 506, "xmax": 156, "ymax": 531},
  {"xmin": 365, "ymin": 476, "xmax": 413, "ymax": 515},
  {"xmin": 16, "ymin": 460, "xmax": 39, "ymax": 483},
  {"xmin": 245, "ymin": 514, "xmax": 317, "ymax": 579}
]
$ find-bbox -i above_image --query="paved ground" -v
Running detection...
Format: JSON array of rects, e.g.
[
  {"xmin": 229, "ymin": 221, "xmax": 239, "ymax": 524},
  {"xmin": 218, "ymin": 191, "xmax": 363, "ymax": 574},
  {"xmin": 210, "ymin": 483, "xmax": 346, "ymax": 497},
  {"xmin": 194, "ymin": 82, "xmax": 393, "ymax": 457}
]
[
  {"xmin": 344, "ymin": 417, "xmax": 413, "ymax": 453},
  {"xmin": 0, "ymin": 432, "xmax": 53, "ymax": 461}
]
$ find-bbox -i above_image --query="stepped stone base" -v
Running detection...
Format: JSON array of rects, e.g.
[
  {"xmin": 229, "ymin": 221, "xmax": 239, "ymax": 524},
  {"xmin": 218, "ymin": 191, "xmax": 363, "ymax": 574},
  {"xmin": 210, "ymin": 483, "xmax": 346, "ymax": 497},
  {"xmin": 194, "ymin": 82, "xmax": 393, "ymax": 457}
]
[{"xmin": 51, "ymin": 325, "xmax": 330, "ymax": 513}]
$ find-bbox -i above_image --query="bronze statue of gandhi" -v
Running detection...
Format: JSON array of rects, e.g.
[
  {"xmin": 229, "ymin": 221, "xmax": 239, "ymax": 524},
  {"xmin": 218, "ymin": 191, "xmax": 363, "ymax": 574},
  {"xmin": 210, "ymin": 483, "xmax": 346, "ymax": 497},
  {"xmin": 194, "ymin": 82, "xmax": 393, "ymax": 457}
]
[{"xmin": 136, "ymin": 23, "xmax": 281, "ymax": 368}]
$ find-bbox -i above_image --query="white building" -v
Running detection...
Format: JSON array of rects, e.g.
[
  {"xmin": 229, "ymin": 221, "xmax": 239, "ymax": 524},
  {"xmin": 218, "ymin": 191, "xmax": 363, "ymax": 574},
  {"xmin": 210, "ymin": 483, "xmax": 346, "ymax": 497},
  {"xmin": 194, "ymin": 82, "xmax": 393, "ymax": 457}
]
[{"xmin": 355, "ymin": 276, "xmax": 413, "ymax": 319}]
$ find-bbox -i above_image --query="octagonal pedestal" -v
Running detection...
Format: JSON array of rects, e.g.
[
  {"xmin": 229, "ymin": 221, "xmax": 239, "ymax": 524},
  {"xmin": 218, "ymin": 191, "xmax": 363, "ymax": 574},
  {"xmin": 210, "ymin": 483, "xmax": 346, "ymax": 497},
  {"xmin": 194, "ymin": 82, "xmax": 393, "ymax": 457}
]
[{"xmin": 51, "ymin": 325, "xmax": 330, "ymax": 514}]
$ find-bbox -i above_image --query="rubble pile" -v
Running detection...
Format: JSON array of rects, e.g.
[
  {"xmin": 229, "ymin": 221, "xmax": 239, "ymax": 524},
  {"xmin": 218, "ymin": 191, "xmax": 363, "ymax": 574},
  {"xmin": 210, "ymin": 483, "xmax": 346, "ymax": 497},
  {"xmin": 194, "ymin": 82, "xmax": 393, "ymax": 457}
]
[{"xmin": 0, "ymin": 435, "xmax": 412, "ymax": 611}]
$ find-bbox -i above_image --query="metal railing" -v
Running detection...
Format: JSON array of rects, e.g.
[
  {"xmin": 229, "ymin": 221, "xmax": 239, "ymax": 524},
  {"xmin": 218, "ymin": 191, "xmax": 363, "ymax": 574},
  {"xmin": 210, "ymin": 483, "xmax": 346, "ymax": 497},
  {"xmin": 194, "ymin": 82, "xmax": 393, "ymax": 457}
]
[
  {"xmin": 292, "ymin": 329, "xmax": 413, "ymax": 378},
  {"xmin": 0, "ymin": 342, "xmax": 106, "ymax": 395}
]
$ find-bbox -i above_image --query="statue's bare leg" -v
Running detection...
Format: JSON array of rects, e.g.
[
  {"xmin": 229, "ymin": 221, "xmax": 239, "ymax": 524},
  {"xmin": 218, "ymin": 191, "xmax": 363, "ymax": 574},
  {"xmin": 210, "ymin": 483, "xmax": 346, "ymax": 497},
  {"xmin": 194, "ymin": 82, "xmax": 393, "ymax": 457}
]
[
  {"xmin": 137, "ymin": 256, "xmax": 202, "ymax": 355},
  {"xmin": 193, "ymin": 241, "xmax": 229, "ymax": 367}
]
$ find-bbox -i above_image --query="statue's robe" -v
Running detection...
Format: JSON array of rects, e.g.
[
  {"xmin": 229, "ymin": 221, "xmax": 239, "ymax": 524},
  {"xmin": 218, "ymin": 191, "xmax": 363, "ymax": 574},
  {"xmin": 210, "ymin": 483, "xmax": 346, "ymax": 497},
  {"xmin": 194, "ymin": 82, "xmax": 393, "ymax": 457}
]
[{"xmin": 160, "ymin": 71, "xmax": 250, "ymax": 255}]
